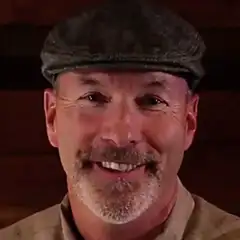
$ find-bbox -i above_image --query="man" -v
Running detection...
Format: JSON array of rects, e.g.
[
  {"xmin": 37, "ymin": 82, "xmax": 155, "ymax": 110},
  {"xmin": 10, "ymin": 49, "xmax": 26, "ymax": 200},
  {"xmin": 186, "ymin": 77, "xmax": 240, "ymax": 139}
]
[{"xmin": 1, "ymin": 0, "xmax": 240, "ymax": 239}]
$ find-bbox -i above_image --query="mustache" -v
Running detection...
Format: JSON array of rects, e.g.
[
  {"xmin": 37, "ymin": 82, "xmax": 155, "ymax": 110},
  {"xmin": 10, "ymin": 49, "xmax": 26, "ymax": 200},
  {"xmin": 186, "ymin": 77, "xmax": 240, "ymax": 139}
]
[{"xmin": 76, "ymin": 146, "xmax": 157, "ymax": 165}]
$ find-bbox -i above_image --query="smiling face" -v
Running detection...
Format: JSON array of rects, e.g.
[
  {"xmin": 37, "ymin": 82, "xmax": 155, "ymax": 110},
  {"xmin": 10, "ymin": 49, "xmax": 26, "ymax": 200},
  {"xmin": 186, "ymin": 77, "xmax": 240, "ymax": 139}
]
[{"xmin": 44, "ymin": 70, "xmax": 198, "ymax": 225}]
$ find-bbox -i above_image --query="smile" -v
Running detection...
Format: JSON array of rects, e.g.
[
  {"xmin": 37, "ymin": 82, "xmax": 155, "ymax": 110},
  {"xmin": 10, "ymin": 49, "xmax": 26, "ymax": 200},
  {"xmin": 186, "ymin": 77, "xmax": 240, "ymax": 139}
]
[
  {"xmin": 92, "ymin": 161, "xmax": 149, "ymax": 181},
  {"xmin": 97, "ymin": 162, "xmax": 143, "ymax": 173}
]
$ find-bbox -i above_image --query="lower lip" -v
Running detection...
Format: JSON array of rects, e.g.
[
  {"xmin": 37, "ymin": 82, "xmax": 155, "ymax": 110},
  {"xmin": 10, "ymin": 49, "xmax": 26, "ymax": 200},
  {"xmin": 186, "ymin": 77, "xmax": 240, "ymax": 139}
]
[{"xmin": 93, "ymin": 163, "xmax": 146, "ymax": 181}]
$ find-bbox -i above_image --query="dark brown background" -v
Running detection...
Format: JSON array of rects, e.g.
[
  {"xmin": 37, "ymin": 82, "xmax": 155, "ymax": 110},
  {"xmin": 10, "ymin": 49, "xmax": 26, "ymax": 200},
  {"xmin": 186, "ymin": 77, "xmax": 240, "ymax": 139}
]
[{"xmin": 0, "ymin": 0, "xmax": 240, "ymax": 229}]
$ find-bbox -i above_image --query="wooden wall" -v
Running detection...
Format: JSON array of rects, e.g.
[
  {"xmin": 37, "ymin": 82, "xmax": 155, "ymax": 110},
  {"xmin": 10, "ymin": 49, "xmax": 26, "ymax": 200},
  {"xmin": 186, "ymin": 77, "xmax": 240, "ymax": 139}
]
[
  {"xmin": 0, "ymin": 0, "xmax": 240, "ymax": 27},
  {"xmin": 0, "ymin": 0, "xmax": 240, "ymax": 230}
]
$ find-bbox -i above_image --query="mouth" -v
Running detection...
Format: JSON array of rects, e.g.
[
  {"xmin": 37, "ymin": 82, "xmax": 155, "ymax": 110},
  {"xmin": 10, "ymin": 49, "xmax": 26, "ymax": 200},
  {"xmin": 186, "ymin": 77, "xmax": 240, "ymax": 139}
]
[
  {"xmin": 96, "ymin": 162, "xmax": 144, "ymax": 173},
  {"xmin": 86, "ymin": 160, "xmax": 158, "ymax": 182}
]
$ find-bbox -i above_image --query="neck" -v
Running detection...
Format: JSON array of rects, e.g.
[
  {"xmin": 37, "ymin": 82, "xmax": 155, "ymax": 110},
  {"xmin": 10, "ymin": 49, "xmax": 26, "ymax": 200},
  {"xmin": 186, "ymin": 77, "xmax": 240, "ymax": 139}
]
[{"xmin": 68, "ymin": 179, "xmax": 178, "ymax": 240}]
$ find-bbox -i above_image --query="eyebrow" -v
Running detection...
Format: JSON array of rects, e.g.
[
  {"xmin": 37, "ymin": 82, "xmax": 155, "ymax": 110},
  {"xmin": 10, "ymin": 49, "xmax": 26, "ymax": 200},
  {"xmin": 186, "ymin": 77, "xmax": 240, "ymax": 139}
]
[
  {"xmin": 143, "ymin": 78, "xmax": 167, "ymax": 90},
  {"xmin": 78, "ymin": 75, "xmax": 102, "ymax": 86}
]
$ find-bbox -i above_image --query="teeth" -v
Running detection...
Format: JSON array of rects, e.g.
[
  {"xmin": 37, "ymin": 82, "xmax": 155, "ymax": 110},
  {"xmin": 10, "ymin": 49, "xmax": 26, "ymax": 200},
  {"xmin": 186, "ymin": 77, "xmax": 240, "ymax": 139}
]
[{"xmin": 100, "ymin": 162, "xmax": 139, "ymax": 172}]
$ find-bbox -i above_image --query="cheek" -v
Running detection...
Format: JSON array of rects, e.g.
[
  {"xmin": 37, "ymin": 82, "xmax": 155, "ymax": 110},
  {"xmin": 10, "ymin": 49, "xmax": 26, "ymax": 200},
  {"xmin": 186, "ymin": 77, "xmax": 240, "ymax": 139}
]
[
  {"xmin": 145, "ymin": 112, "xmax": 185, "ymax": 150},
  {"xmin": 143, "ymin": 111, "xmax": 186, "ymax": 176},
  {"xmin": 144, "ymin": 113, "xmax": 186, "ymax": 180},
  {"xmin": 147, "ymin": 111, "xmax": 186, "ymax": 177},
  {"xmin": 55, "ymin": 108, "xmax": 102, "ymax": 157}
]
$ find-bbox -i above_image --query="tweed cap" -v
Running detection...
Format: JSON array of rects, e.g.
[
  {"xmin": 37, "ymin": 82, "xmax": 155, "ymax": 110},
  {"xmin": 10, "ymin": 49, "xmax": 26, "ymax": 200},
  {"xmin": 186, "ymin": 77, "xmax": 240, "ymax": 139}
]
[{"xmin": 41, "ymin": 0, "xmax": 206, "ymax": 90}]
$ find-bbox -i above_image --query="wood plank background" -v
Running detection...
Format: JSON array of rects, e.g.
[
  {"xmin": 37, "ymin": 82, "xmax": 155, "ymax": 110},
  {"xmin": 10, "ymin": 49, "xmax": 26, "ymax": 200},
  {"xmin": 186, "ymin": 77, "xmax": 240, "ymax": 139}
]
[
  {"xmin": 0, "ymin": 0, "xmax": 239, "ymax": 27},
  {"xmin": 0, "ymin": 90, "xmax": 240, "ymax": 228}
]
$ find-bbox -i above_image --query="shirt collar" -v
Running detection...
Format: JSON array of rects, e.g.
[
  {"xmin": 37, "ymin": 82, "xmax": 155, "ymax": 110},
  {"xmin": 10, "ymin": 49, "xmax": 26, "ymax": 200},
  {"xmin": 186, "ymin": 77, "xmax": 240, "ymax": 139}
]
[{"xmin": 155, "ymin": 179, "xmax": 194, "ymax": 240}]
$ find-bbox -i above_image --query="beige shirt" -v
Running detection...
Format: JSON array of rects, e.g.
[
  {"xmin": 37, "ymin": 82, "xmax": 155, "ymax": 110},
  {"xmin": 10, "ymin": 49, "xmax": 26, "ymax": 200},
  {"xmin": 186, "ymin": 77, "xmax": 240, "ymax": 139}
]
[{"xmin": 1, "ymin": 181, "xmax": 240, "ymax": 240}]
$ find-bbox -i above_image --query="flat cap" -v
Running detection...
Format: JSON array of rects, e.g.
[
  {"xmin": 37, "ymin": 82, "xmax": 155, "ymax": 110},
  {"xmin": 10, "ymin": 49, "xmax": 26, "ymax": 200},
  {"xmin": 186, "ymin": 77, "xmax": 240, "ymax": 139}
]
[{"xmin": 41, "ymin": 0, "xmax": 206, "ymax": 90}]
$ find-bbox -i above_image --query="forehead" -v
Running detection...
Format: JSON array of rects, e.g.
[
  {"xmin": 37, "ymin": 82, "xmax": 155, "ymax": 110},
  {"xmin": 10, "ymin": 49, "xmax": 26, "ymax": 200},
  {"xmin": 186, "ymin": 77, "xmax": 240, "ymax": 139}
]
[{"xmin": 57, "ymin": 70, "xmax": 188, "ymax": 92}]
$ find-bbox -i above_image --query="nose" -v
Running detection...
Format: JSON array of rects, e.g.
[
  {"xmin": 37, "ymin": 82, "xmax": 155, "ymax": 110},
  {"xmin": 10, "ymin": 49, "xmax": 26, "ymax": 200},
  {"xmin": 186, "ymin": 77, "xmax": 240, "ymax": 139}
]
[{"xmin": 98, "ymin": 105, "xmax": 143, "ymax": 147}]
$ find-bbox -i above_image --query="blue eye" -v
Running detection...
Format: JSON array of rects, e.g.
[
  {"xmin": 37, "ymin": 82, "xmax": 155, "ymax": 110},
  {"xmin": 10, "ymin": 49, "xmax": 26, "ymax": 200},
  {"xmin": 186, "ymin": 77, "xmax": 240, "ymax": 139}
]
[
  {"xmin": 87, "ymin": 93, "xmax": 106, "ymax": 102},
  {"xmin": 136, "ymin": 94, "xmax": 168, "ymax": 108},
  {"xmin": 80, "ymin": 92, "xmax": 110, "ymax": 105}
]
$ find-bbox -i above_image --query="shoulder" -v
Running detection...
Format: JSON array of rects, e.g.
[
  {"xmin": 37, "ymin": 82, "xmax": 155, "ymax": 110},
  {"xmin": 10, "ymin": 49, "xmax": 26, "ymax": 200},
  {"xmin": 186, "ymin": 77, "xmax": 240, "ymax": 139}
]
[
  {"xmin": 184, "ymin": 194, "xmax": 240, "ymax": 240},
  {"xmin": 0, "ymin": 204, "xmax": 61, "ymax": 240}
]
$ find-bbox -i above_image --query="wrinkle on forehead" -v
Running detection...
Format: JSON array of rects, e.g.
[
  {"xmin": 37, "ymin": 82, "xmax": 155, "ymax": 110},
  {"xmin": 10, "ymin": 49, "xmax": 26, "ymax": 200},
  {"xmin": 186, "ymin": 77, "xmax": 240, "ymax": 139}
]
[
  {"xmin": 151, "ymin": 72, "xmax": 188, "ymax": 91},
  {"xmin": 75, "ymin": 71, "xmax": 170, "ymax": 85},
  {"xmin": 59, "ymin": 70, "xmax": 188, "ymax": 91}
]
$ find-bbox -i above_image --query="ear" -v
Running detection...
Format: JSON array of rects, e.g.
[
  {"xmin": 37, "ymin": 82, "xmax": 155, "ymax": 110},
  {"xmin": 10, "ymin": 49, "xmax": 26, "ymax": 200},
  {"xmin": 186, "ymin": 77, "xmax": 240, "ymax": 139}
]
[
  {"xmin": 43, "ymin": 89, "xmax": 58, "ymax": 148},
  {"xmin": 184, "ymin": 94, "xmax": 199, "ymax": 150}
]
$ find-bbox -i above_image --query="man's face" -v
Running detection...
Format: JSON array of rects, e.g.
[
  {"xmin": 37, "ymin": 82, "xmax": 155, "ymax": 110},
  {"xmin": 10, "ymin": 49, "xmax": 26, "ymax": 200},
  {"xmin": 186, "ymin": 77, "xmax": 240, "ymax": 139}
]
[{"xmin": 44, "ymin": 70, "xmax": 198, "ymax": 224}]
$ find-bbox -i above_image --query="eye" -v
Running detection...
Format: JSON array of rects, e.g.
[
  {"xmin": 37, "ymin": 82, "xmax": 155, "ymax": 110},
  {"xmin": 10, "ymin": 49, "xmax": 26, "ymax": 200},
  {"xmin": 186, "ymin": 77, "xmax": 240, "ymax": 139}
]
[
  {"xmin": 79, "ymin": 92, "xmax": 110, "ymax": 105},
  {"xmin": 135, "ymin": 94, "xmax": 168, "ymax": 109}
]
